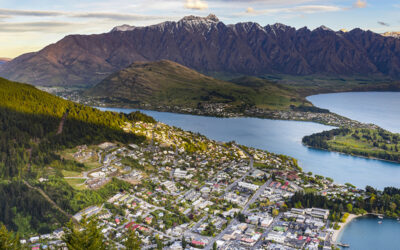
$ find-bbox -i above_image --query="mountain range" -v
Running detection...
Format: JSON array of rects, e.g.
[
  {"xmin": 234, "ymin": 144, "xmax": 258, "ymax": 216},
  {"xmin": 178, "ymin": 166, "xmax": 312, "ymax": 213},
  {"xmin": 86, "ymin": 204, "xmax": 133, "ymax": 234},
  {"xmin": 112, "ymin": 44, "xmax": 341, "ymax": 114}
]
[{"xmin": 1, "ymin": 14, "xmax": 400, "ymax": 87}]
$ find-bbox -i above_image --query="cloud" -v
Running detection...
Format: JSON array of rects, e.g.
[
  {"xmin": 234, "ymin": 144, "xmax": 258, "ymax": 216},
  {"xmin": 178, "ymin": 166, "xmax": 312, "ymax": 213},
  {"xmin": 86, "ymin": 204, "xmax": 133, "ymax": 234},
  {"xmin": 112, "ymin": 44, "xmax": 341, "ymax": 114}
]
[
  {"xmin": 353, "ymin": 0, "xmax": 367, "ymax": 9},
  {"xmin": 0, "ymin": 21, "xmax": 79, "ymax": 33},
  {"xmin": 242, "ymin": 5, "xmax": 341, "ymax": 16},
  {"xmin": 377, "ymin": 21, "xmax": 390, "ymax": 27},
  {"xmin": 185, "ymin": 0, "xmax": 209, "ymax": 10},
  {"xmin": 72, "ymin": 12, "xmax": 167, "ymax": 21},
  {"xmin": 0, "ymin": 8, "xmax": 171, "ymax": 22},
  {"xmin": 0, "ymin": 8, "xmax": 63, "ymax": 17}
]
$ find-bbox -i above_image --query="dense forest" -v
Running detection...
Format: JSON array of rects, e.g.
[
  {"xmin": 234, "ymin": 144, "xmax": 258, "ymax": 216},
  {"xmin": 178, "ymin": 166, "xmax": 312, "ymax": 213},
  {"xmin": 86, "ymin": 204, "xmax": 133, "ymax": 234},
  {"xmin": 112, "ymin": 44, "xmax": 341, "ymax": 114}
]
[
  {"xmin": 287, "ymin": 186, "xmax": 400, "ymax": 220},
  {"xmin": 0, "ymin": 77, "xmax": 152, "ymax": 234},
  {"xmin": 302, "ymin": 128, "xmax": 400, "ymax": 163}
]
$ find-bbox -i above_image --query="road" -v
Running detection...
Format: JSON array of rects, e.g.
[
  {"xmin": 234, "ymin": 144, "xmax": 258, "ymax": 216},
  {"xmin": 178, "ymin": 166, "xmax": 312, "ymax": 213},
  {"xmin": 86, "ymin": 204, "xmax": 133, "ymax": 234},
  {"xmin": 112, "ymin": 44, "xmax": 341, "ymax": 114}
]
[
  {"xmin": 252, "ymin": 213, "xmax": 283, "ymax": 249},
  {"xmin": 242, "ymin": 179, "xmax": 272, "ymax": 214},
  {"xmin": 204, "ymin": 219, "xmax": 239, "ymax": 250}
]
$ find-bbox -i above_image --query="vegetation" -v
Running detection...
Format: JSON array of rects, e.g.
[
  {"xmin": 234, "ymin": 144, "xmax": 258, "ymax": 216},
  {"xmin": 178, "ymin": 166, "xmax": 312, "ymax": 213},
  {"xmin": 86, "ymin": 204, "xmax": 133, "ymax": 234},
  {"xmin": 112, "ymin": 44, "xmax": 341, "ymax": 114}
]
[
  {"xmin": 288, "ymin": 185, "xmax": 400, "ymax": 220},
  {"xmin": 85, "ymin": 60, "xmax": 308, "ymax": 111},
  {"xmin": 62, "ymin": 217, "xmax": 107, "ymax": 250},
  {"xmin": 0, "ymin": 223, "xmax": 22, "ymax": 250},
  {"xmin": 0, "ymin": 77, "xmax": 148, "ymax": 234},
  {"xmin": 303, "ymin": 128, "xmax": 400, "ymax": 162}
]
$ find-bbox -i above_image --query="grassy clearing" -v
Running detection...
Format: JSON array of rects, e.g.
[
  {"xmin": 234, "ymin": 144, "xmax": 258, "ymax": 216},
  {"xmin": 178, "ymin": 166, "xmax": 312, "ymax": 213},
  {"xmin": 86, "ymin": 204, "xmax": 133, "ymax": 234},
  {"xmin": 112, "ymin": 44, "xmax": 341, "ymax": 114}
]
[
  {"xmin": 65, "ymin": 178, "xmax": 87, "ymax": 190},
  {"xmin": 62, "ymin": 170, "xmax": 82, "ymax": 178}
]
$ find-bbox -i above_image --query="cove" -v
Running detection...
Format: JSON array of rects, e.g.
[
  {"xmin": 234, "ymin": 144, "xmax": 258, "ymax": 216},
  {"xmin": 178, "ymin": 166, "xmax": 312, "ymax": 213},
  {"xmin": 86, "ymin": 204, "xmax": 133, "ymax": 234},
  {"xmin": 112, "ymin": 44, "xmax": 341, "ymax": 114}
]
[{"xmin": 338, "ymin": 216, "xmax": 400, "ymax": 250}]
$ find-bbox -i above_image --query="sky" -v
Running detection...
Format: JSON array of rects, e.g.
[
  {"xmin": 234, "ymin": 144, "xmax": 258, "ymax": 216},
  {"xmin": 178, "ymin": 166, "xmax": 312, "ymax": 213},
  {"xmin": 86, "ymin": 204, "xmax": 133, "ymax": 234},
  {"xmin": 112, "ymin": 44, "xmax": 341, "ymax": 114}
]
[{"xmin": 0, "ymin": 0, "xmax": 399, "ymax": 58}]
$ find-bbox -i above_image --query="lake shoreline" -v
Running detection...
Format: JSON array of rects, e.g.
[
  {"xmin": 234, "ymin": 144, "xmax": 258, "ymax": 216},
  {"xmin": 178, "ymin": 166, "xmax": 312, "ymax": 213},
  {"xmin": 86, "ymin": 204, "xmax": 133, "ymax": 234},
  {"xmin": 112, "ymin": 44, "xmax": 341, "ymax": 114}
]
[
  {"xmin": 302, "ymin": 144, "xmax": 400, "ymax": 165},
  {"xmin": 332, "ymin": 214, "xmax": 361, "ymax": 243}
]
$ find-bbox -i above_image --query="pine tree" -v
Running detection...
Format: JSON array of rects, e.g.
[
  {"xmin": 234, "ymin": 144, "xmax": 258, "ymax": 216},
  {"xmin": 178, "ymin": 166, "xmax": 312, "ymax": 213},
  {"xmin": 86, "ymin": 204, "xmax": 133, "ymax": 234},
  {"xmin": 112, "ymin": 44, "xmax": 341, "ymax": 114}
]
[
  {"xmin": 0, "ymin": 223, "xmax": 21, "ymax": 250},
  {"xmin": 125, "ymin": 229, "xmax": 141, "ymax": 250},
  {"xmin": 62, "ymin": 217, "xmax": 106, "ymax": 250}
]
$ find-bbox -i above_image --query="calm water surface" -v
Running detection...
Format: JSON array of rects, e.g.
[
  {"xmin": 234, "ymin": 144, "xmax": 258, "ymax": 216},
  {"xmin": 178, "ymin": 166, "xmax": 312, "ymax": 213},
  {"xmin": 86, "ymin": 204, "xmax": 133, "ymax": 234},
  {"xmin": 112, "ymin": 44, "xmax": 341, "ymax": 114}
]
[
  {"xmin": 99, "ymin": 107, "xmax": 400, "ymax": 189},
  {"xmin": 99, "ymin": 92, "xmax": 400, "ymax": 248},
  {"xmin": 338, "ymin": 216, "xmax": 400, "ymax": 250},
  {"xmin": 308, "ymin": 92, "xmax": 400, "ymax": 133}
]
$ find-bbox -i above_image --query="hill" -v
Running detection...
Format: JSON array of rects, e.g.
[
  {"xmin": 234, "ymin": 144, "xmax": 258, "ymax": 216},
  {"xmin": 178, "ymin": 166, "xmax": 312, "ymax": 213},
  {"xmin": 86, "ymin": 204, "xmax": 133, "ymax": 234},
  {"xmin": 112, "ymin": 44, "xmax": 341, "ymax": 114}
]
[
  {"xmin": 303, "ymin": 128, "xmax": 400, "ymax": 163},
  {"xmin": 1, "ymin": 14, "xmax": 400, "ymax": 86},
  {"xmin": 84, "ymin": 60, "xmax": 305, "ymax": 111},
  {"xmin": 0, "ymin": 77, "xmax": 149, "ymax": 235}
]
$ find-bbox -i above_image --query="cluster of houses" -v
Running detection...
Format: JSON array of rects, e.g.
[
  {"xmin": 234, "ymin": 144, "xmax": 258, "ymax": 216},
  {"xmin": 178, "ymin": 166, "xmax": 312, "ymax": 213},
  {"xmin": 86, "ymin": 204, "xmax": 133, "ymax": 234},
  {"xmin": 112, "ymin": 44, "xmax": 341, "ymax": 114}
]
[{"xmin": 21, "ymin": 118, "xmax": 364, "ymax": 249}]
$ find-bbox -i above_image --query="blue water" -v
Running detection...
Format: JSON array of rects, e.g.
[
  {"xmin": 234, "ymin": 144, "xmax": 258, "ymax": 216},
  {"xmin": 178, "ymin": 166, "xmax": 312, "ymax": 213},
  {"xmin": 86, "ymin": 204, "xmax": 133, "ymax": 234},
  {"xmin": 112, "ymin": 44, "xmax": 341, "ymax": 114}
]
[
  {"xmin": 99, "ymin": 107, "xmax": 400, "ymax": 189},
  {"xmin": 308, "ymin": 92, "xmax": 400, "ymax": 133},
  {"xmin": 338, "ymin": 216, "xmax": 400, "ymax": 250}
]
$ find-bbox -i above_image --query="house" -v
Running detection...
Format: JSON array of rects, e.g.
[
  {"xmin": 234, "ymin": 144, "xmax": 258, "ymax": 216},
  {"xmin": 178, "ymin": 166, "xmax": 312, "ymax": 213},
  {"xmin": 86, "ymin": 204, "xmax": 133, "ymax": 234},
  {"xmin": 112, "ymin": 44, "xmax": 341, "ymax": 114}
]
[
  {"xmin": 310, "ymin": 208, "xmax": 329, "ymax": 220},
  {"xmin": 145, "ymin": 217, "xmax": 153, "ymax": 224},
  {"xmin": 29, "ymin": 236, "xmax": 40, "ymax": 243},
  {"xmin": 238, "ymin": 181, "xmax": 259, "ymax": 191},
  {"xmin": 291, "ymin": 208, "xmax": 305, "ymax": 215}
]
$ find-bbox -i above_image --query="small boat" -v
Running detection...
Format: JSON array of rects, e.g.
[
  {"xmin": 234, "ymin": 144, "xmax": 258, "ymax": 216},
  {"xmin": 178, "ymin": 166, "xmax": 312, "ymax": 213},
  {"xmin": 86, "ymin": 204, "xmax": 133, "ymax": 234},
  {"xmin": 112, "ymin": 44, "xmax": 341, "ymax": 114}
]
[
  {"xmin": 378, "ymin": 221, "xmax": 382, "ymax": 224},
  {"xmin": 378, "ymin": 215, "xmax": 383, "ymax": 219},
  {"xmin": 337, "ymin": 243, "xmax": 350, "ymax": 248}
]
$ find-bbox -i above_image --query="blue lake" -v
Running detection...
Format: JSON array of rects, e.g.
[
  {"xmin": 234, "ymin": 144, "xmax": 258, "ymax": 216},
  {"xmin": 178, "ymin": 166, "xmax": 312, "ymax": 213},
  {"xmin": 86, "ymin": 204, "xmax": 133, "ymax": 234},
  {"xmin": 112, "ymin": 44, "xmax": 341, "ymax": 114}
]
[
  {"xmin": 308, "ymin": 92, "xmax": 400, "ymax": 133},
  {"xmin": 338, "ymin": 216, "xmax": 400, "ymax": 250},
  {"xmin": 99, "ymin": 106, "xmax": 400, "ymax": 189},
  {"xmin": 99, "ymin": 91, "xmax": 400, "ymax": 249}
]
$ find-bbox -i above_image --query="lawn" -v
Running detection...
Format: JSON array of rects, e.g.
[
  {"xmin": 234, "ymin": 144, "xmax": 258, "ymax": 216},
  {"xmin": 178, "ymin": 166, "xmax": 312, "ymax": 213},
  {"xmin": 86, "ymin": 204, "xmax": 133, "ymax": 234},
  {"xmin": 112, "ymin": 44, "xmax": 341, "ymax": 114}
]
[{"xmin": 65, "ymin": 178, "xmax": 88, "ymax": 190}]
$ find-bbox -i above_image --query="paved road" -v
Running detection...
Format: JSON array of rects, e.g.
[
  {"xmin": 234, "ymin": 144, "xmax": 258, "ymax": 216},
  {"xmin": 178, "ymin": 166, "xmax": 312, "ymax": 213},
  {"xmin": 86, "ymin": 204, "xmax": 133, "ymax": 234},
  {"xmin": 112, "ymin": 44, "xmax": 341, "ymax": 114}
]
[
  {"xmin": 252, "ymin": 214, "xmax": 283, "ymax": 249},
  {"xmin": 243, "ymin": 179, "xmax": 272, "ymax": 214}
]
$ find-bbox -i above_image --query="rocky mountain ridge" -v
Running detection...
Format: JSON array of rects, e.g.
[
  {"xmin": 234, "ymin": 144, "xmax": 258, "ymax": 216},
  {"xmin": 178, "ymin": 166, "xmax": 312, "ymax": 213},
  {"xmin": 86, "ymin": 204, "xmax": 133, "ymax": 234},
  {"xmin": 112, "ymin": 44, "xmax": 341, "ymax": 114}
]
[{"xmin": 1, "ymin": 14, "xmax": 400, "ymax": 86}]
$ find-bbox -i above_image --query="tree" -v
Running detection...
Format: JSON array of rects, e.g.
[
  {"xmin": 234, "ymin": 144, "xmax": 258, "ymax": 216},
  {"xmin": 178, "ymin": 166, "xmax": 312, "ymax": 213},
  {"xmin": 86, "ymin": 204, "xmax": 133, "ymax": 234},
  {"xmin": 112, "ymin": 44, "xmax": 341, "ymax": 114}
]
[
  {"xmin": 125, "ymin": 229, "xmax": 141, "ymax": 250},
  {"xmin": 0, "ymin": 224, "xmax": 21, "ymax": 250},
  {"xmin": 390, "ymin": 202, "xmax": 397, "ymax": 212},
  {"xmin": 272, "ymin": 209, "xmax": 279, "ymax": 217},
  {"xmin": 213, "ymin": 241, "xmax": 218, "ymax": 250},
  {"xmin": 62, "ymin": 218, "xmax": 106, "ymax": 250},
  {"xmin": 182, "ymin": 236, "xmax": 187, "ymax": 248},
  {"xmin": 346, "ymin": 204, "xmax": 353, "ymax": 213}
]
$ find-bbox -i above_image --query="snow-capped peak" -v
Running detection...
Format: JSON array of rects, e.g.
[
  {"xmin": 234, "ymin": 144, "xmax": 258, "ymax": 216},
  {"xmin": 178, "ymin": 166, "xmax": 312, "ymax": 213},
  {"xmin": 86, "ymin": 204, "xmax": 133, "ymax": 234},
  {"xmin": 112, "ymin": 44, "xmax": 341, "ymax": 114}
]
[{"xmin": 111, "ymin": 24, "xmax": 136, "ymax": 32}]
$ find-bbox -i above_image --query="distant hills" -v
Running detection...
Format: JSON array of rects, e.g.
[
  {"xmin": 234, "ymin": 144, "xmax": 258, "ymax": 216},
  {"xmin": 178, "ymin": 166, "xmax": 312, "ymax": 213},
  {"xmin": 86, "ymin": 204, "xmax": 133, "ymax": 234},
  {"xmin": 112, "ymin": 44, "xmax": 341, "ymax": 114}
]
[
  {"xmin": 382, "ymin": 32, "xmax": 400, "ymax": 39},
  {"xmin": 1, "ymin": 14, "xmax": 400, "ymax": 87},
  {"xmin": 85, "ymin": 60, "xmax": 304, "ymax": 110},
  {"xmin": 0, "ymin": 57, "xmax": 11, "ymax": 65}
]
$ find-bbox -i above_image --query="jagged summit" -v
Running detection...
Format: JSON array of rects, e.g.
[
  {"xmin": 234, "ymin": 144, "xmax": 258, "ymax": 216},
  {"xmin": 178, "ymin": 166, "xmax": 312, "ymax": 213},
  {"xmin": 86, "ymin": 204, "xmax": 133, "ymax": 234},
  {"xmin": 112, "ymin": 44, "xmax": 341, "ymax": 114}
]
[
  {"xmin": 2, "ymin": 14, "xmax": 400, "ymax": 87},
  {"xmin": 180, "ymin": 14, "xmax": 219, "ymax": 23},
  {"xmin": 111, "ymin": 24, "xmax": 135, "ymax": 32},
  {"xmin": 315, "ymin": 25, "xmax": 333, "ymax": 32}
]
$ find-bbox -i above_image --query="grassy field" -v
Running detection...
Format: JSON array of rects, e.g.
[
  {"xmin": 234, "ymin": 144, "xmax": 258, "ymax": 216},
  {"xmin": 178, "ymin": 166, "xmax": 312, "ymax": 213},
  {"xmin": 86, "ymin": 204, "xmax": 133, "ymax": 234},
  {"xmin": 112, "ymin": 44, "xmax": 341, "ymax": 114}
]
[
  {"xmin": 303, "ymin": 128, "xmax": 400, "ymax": 163},
  {"xmin": 65, "ymin": 178, "xmax": 88, "ymax": 190}
]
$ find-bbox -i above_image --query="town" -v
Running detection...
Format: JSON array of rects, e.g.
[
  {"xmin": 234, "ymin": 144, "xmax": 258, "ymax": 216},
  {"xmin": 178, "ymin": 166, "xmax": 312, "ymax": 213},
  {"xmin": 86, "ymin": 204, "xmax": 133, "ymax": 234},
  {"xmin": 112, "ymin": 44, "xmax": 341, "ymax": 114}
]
[
  {"xmin": 21, "ymin": 118, "xmax": 364, "ymax": 249},
  {"xmin": 46, "ymin": 86, "xmax": 378, "ymax": 130}
]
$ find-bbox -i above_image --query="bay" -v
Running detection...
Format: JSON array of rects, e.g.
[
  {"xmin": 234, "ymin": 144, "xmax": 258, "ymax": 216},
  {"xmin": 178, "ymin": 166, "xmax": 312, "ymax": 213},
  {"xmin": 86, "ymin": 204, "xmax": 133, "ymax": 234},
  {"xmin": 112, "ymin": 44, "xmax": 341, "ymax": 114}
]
[{"xmin": 338, "ymin": 216, "xmax": 400, "ymax": 250}]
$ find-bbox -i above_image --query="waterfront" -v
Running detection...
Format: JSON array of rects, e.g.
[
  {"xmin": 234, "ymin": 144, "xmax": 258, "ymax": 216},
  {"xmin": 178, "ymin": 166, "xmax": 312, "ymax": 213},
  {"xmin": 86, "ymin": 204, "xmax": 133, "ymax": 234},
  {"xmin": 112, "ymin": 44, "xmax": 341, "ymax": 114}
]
[
  {"xmin": 99, "ymin": 107, "xmax": 400, "ymax": 189},
  {"xmin": 338, "ymin": 216, "xmax": 400, "ymax": 250}
]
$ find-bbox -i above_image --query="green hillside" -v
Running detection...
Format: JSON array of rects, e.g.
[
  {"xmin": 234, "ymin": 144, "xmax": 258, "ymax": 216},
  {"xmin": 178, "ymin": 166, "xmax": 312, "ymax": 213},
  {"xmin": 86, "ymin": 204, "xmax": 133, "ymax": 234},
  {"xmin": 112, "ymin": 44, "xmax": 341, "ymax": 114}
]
[
  {"xmin": 0, "ymin": 77, "xmax": 148, "ymax": 235},
  {"xmin": 85, "ymin": 60, "xmax": 306, "ymax": 111},
  {"xmin": 303, "ymin": 128, "xmax": 400, "ymax": 163}
]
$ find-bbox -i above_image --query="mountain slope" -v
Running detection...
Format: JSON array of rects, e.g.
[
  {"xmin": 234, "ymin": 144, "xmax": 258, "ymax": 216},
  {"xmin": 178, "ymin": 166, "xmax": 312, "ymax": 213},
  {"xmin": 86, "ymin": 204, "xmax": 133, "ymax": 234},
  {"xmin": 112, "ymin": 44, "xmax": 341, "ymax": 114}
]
[
  {"xmin": 85, "ymin": 60, "xmax": 304, "ymax": 110},
  {"xmin": 0, "ymin": 77, "xmax": 148, "ymax": 234},
  {"xmin": 1, "ymin": 15, "xmax": 400, "ymax": 86}
]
